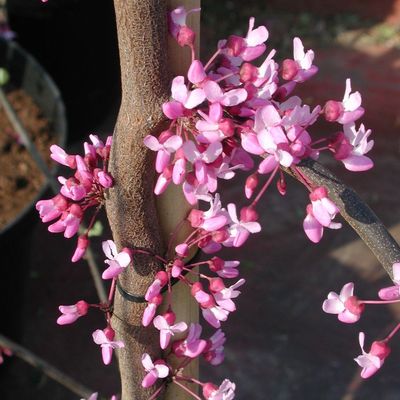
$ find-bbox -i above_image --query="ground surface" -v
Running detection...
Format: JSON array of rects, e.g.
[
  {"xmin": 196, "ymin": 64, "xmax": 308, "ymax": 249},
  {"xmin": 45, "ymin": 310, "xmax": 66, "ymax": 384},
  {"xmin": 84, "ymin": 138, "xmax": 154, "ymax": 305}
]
[{"xmin": 1, "ymin": 2, "xmax": 400, "ymax": 399}]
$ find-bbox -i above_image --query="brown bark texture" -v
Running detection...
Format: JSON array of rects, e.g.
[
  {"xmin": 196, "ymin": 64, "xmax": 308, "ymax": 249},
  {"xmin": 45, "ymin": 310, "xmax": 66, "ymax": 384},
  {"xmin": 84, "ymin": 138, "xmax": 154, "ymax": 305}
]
[
  {"xmin": 106, "ymin": 1, "xmax": 169, "ymax": 399},
  {"xmin": 287, "ymin": 159, "xmax": 400, "ymax": 281}
]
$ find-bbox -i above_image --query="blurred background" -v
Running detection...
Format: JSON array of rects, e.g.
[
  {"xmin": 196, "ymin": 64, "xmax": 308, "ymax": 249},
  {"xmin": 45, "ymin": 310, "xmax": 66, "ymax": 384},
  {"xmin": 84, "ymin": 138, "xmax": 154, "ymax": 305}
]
[{"xmin": 1, "ymin": 0, "xmax": 400, "ymax": 399}]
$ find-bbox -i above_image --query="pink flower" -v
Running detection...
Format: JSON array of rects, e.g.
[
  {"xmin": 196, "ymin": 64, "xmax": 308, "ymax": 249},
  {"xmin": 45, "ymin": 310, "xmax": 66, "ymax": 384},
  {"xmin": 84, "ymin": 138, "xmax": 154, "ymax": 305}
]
[
  {"xmin": 102, "ymin": 240, "xmax": 131, "ymax": 280},
  {"xmin": 204, "ymin": 329, "xmax": 226, "ymax": 366},
  {"xmin": 50, "ymin": 144, "xmax": 76, "ymax": 168},
  {"xmin": 168, "ymin": 6, "xmax": 200, "ymax": 47},
  {"xmin": 162, "ymin": 76, "xmax": 206, "ymax": 119},
  {"xmin": 224, "ymin": 204, "xmax": 261, "ymax": 247},
  {"xmin": 282, "ymin": 37, "xmax": 318, "ymax": 83},
  {"xmin": 92, "ymin": 327, "xmax": 124, "ymax": 365},
  {"xmin": 354, "ymin": 332, "xmax": 390, "ymax": 378},
  {"xmin": 144, "ymin": 132, "xmax": 183, "ymax": 173},
  {"xmin": 324, "ymin": 79, "xmax": 364, "ymax": 124},
  {"xmin": 57, "ymin": 300, "xmax": 89, "ymax": 325},
  {"xmin": 203, "ymin": 379, "xmax": 236, "ymax": 400},
  {"xmin": 48, "ymin": 204, "xmax": 83, "ymax": 238},
  {"xmin": 142, "ymin": 294, "xmax": 163, "ymax": 327},
  {"xmin": 378, "ymin": 262, "xmax": 400, "ymax": 300},
  {"xmin": 153, "ymin": 312, "xmax": 188, "ymax": 349},
  {"xmin": 36, "ymin": 194, "xmax": 68, "ymax": 223},
  {"xmin": 145, "ymin": 271, "xmax": 168, "ymax": 302},
  {"xmin": 322, "ymin": 282, "xmax": 364, "ymax": 323},
  {"xmin": 141, "ymin": 353, "xmax": 169, "ymax": 388},
  {"xmin": 209, "ymin": 257, "xmax": 240, "ymax": 278},
  {"xmin": 0, "ymin": 346, "xmax": 12, "ymax": 364},
  {"xmin": 303, "ymin": 187, "xmax": 342, "ymax": 243},
  {"xmin": 172, "ymin": 323, "xmax": 208, "ymax": 358},
  {"xmin": 339, "ymin": 123, "xmax": 374, "ymax": 172},
  {"xmin": 203, "ymin": 80, "xmax": 247, "ymax": 107},
  {"xmin": 213, "ymin": 279, "xmax": 245, "ymax": 312}
]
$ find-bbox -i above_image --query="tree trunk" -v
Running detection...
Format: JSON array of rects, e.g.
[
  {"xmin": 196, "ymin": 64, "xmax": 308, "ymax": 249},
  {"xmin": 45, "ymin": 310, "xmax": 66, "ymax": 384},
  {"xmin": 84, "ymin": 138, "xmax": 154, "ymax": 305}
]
[{"xmin": 107, "ymin": 1, "xmax": 200, "ymax": 399}]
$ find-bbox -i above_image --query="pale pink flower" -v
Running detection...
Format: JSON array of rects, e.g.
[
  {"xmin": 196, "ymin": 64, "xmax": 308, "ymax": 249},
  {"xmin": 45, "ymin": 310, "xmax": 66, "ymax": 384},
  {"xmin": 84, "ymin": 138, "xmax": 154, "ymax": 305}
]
[
  {"xmin": 322, "ymin": 282, "xmax": 364, "ymax": 323},
  {"xmin": 141, "ymin": 353, "xmax": 169, "ymax": 388},
  {"xmin": 378, "ymin": 262, "xmax": 400, "ymax": 300},
  {"xmin": 162, "ymin": 76, "xmax": 205, "ymax": 119},
  {"xmin": 203, "ymin": 80, "xmax": 247, "ymax": 108},
  {"xmin": 71, "ymin": 235, "xmax": 89, "ymax": 263},
  {"xmin": 142, "ymin": 294, "xmax": 163, "ymax": 327},
  {"xmin": 204, "ymin": 329, "xmax": 226, "ymax": 366},
  {"xmin": 182, "ymin": 140, "xmax": 223, "ymax": 185},
  {"xmin": 144, "ymin": 133, "xmax": 183, "ymax": 173},
  {"xmin": 57, "ymin": 300, "xmax": 89, "ymax": 325},
  {"xmin": 92, "ymin": 327, "xmax": 124, "ymax": 365},
  {"xmin": 324, "ymin": 79, "xmax": 364, "ymax": 124},
  {"xmin": 50, "ymin": 144, "xmax": 76, "ymax": 168},
  {"xmin": 291, "ymin": 37, "xmax": 318, "ymax": 83},
  {"xmin": 168, "ymin": 6, "xmax": 200, "ymax": 47},
  {"xmin": 203, "ymin": 379, "xmax": 236, "ymax": 400},
  {"xmin": 303, "ymin": 187, "xmax": 342, "ymax": 243},
  {"xmin": 224, "ymin": 204, "xmax": 261, "ymax": 247},
  {"xmin": 339, "ymin": 123, "xmax": 373, "ymax": 172},
  {"xmin": 172, "ymin": 323, "xmax": 208, "ymax": 358},
  {"xmin": 153, "ymin": 314, "xmax": 188, "ymax": 349},
  {"xmin": 354, "ymin": 332, "xmax": 390, "ymax": 378},
  {"xmin": 102, "ymin": 240, "xmax": 131, "ymax": 280},
  {"xmin": 214, "ymin": 279, "xmax": 245, "ymax": 312},
  {"xmin": 209, "ymin": 257, "xmax": 240, "ymax": 278},
  {"xmin": 145, "ymin": 271, "xmax": 168, "ymax": 302}
]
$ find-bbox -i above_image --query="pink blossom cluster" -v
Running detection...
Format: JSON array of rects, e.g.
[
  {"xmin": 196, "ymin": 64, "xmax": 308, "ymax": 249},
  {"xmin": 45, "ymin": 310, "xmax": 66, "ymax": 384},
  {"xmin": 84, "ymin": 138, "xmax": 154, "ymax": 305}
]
[
  {"xmin": 322, "ymin": 263, "xmax": 400, "ymax": 379},
  {"xmin": 36, "ymin": 135, "xmax": 113, "ymax": 262},
  {"xmin": 42, "ymin": 6, "xmax": 378, "ymax": 399},
  {"xmin": 134, "ymin": 5, "xmax": 374, "ymax": 398}
]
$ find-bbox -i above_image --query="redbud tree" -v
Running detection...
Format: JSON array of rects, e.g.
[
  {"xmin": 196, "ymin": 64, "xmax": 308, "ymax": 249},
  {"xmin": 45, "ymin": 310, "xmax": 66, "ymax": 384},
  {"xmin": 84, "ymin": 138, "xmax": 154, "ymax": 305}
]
[{"xmin": 24, "ymin": 0, "xmax": 400, "ymax": 399}]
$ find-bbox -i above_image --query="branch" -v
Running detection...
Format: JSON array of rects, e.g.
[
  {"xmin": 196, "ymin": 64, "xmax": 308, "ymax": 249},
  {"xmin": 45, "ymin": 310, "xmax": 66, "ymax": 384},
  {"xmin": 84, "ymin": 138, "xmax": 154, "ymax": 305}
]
[
  {"xmin": 285, "ymin": 159, "xmax": 400, "ymax": 281},
  {"xmin": 0, "ymin": 334, "xmax": 94, "ymax": 398}
]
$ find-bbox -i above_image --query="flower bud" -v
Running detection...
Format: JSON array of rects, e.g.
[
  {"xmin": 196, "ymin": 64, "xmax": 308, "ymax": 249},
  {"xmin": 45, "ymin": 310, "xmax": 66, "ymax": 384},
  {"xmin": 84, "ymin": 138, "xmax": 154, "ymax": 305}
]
[
  {"xmin": 281, "ymin": 59, "xmax": 299, "ymax": 81},
  {"xmin": 324, "ymin": 100, "xmax": 343, "ymax": 122}
]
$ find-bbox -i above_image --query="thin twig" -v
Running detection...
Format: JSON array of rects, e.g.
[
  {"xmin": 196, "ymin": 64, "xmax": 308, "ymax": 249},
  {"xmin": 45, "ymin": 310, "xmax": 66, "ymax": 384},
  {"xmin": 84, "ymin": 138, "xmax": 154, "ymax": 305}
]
[
  {"xmin": 284, "ymin": 159, "xmax": 400, "ymax": 281},
  {"xmin": 0, "ymin": 333, "xmax": 94, "ymax": 398}
]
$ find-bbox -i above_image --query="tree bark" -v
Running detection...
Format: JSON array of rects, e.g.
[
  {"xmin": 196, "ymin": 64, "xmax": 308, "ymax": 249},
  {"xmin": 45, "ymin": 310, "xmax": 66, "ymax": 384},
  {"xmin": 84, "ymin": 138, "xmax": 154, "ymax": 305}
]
[
  {"xmin": 107, "ymin": 1, "xmax": 169, "ymax": 399},
  {"xmin": 107, "ymin": 1, "xmax": 200, "ymax": 399}
]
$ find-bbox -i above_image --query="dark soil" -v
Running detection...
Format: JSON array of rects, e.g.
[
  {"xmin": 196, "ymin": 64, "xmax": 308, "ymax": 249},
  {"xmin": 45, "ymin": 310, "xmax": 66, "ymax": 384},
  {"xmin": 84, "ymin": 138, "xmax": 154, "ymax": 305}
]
[{"xmin": 0, "ymin": 89, "xmax": 55, "ymax": 230}]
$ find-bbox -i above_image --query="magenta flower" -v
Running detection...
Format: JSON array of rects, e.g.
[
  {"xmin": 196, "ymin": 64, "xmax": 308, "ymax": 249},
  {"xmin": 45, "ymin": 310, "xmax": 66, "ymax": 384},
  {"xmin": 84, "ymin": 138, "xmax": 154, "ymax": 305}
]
[
  {"xmin": 354, "ymin": 332, "xmax": 391, "ymax": 378},
  {"xmin": 48, "ymin": 204, "xmax": 83, "ymax": 238},
  {"xmin": 102, "ymin": 240, "xmax": 131, "ymax": 280},
  {"xmin": 36, "ymin": 194, "xmax": 68, "ymax": 223},
  {"xmin": 57, "ymin": 300, "xmax": 89, "ymax": 325},
  {"xmin": 322, "ymin": 282, "xmax": 364, "ymax": 323},
  {"xmin": 141, "ymin": 353, "xmax": 169, "ymax": 388},
  {"xmin": 92, "ymin": 327, "xmax": 124, "ymax": 365}
]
